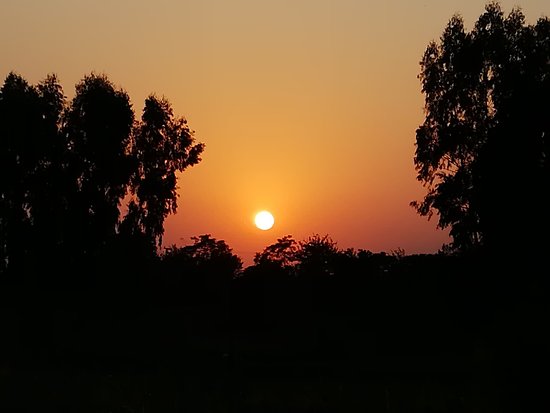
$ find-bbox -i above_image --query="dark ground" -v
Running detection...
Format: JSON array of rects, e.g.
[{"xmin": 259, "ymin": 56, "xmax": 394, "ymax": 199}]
[{"xmin": 1, "ymin": 255, "xmax": 548, "ymax": 412}]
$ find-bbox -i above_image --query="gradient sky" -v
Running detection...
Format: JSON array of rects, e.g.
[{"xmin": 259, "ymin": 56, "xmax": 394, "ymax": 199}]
[{"xmin": 2, "ymin": 1, "xmax": 548, "ymax": 264}]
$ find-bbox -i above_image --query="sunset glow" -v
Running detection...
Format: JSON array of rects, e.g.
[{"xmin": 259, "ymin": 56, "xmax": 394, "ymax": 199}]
[{"xmin": 1, "ymin": 0, "xmax": 548, "ymax": 265}]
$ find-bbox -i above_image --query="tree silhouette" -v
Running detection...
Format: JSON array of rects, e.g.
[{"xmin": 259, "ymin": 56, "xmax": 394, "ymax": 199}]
[
  {"xmin": 296, "ymin": 234, "xmax": 339, "ymax": 275},
  {"xmin": 253, "ymin": 235, "xmax": 298, "ymax": 271},
  {"xmin": 63, "ymin": 74, "xmax": 135, "ymax": 260},
  {"xmin": 123, "ymin": 95, "xmax": 204, "ymax": 250},
  {"xmin": 0, "ymin": 72, "xmax": 204, "ymax": 275},
  {"xmin": 0, "ymin": 73, "xmax": 67, "ymax": 274},
  {"xmin": 27, "ymin": 75, "xmax": 69, "ymax": 276},
  {"xmin": 296, "ymin": 234, "xmax": 339, "ymax": 276},
  {"xmin": 412, "ymin": 3, "xmax": 550, "ymax": 253},
  {"xmin": 162, "ymin": 234, "xmax": 242, "ymax": 289}
]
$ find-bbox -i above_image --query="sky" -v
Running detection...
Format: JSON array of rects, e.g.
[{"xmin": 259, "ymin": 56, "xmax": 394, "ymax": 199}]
[{"xmin": 1, "ymin": 0, "xmax": 549, "ymax": 265}]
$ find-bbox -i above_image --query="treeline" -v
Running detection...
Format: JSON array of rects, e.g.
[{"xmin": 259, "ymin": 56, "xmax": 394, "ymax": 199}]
[
  {"xmin": 0, "ymin": 72, "xmax": 204, "ymax": 280},
  {"xmin": 0, "ymin": 71, "xmax": 459, "ymax": 294},
  {"xmin": 1, "ymin": 231, "xmax": 521, "ymax": 411}
]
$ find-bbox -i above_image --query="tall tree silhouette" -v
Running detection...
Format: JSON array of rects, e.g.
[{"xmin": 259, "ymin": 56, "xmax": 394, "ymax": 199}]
[
  {"xmin": 0, "ymin": 72, "xmax": 204, "ymax": 275},
  {"xmin": 63, "ymin": 74, "xmax": 135, "ymax": 259},
  {"xmin": 0, "ymin": 73, "xmax": 67, "ymax": 274},
  {"xmin": 412, "ymin": 3, "xmax": 550, "ymax": 253},
  {"xmin": 123, "ymin": 96, "xmax": 204, "ymax": 250}
]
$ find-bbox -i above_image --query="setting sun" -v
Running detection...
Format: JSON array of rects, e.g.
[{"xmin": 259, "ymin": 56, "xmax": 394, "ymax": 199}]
[{"xmin": 255, "ymin": 211, "xmax": 275, "ymax": 231}]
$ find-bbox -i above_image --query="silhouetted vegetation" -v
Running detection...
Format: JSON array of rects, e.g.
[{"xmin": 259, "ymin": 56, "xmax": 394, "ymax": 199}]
[
  {"xmin": 0, "ymin": 72, "xmax": 204, "ymax": 279},
  {"xmin": 2, "ymin": 225, "xmax": 545, "ymax": 411},
  {"xmin": 1, "ymin": 3, "xmax": 549, "ymax": 411},
  {"xmin": 412, "ymin": 2, "xmax": 550, "ymax": 256}
]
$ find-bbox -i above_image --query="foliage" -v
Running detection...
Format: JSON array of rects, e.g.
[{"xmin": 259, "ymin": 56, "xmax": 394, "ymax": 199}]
[
  {"xmin": 163, "ymin": 234, "xmax": 243, "ymax": 279},
  {"xmin": 251, "ymin": 234, "xmax": 342, "ymax": 277},
  {"xmin": 389, "ymin": 247, "xmax": 406, "ymax": 260},
  {"xmin": 0, "ymin": 73, "xmax": 67, "ymax": 273},
  {"xmin": 0, "ymin": 72, "xmax": 204, "ymax": 274},
  {"xmin": 253, "ymin": 235, "xmax": 299, "ymax": 270},
  {"xmin": 124, "ymin": 96, "xmax": 204, "ymax": 248},
  {"xmin": 63, "ymin": 74, "xmax": 135, "ymax": 256},
  {"xmin": 296, "ymin": 234, "xmax": 340, "ymax": 276},
  {"xmin": 412, "ymin": 3, "xmax": 550, "ymax": 252}
]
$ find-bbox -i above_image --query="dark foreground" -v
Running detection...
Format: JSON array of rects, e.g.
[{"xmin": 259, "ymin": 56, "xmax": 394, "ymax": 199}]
[{"xmin": 1, "ymin": 254, "xmax": 548, "ymax": 412}]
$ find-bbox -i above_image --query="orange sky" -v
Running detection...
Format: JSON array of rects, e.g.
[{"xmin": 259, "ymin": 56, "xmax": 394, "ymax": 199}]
[{"xmin": 2, "ymin": 1, "xmax": 548, "ymax": 265}]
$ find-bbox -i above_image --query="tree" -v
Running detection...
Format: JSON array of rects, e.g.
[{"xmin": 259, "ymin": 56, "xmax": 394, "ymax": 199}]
[
  {"xmin": 0, "ymin": 72, "xmax": 204, "ymax": 275},
  {"xmin": 296, "ymin": 234, "xmax": 339, "ymax": 276},
  {"xmin": 30, "ymin": 75, "xmax": 67, "ymax": 240},
  {"xmin": 162, "ymin": 234, "xmax": 242, "ymax": 280},
  {"xmin": 0, "ymin": 73, "xmax": 67, "ymax": 274},
  {"xmin": 63, "ymin": 74, "xmax": 135, "ymax": 258},
  {"xmin": 412, "ymin": 3, "xmax": 550, "ymax": 253},
  {"xmin": 123, "ymin": 95, "xmax": 204, "ymax": 250},
  {"xmin": 253, "ymin": 235, "xmax": 298, "ymax": 271}
]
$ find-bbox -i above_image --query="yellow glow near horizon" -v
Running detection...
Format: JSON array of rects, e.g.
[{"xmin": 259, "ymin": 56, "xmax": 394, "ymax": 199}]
[
  {"xmin": 255, "ymin": 211, "xmax": 275, "ymax": 231},
  {"xmin": 1, "ymin": 0, "xmax": 548, "ymax": 265}
]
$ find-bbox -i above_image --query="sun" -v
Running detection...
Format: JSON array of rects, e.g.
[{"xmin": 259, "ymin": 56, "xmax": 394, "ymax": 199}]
[{"xmin": 255, "ymin": 211, "xmax": 275, "ymax": 230}]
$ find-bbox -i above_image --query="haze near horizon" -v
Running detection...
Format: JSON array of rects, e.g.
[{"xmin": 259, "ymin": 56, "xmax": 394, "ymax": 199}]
[{"xmin": 2, "ymin": 0, "xmax": 548, "ymax": 264}]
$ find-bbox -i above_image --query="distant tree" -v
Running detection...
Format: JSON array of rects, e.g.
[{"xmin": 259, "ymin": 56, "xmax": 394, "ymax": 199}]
[
  {"xmin": 356, "ymin": 250, "xmax": 396, "ymax": 274},
  {"xmin": 412, "ymin": 3, "xmax": 550, "ymax": 253},
  {"xmin": 389, "ymin": 247, "xmax": 406, "ymax": 260},
  {"xmin": 163, "ymin": 234, "xmax": 242, "ymax": 280},
  {"xmin": 296, "ymin": 234, "xmax": 339, "ymax": 276},
  {"xmin": 253, "ymin": 235, "xmax": 299, "ymax": 271}
]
